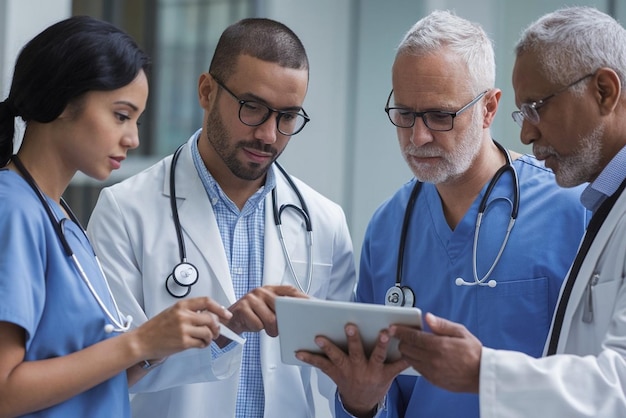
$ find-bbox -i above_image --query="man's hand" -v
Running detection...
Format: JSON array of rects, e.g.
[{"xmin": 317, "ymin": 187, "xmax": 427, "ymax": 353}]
[
  {"xmin": 297, "ymin": 324, "xmax": 409, "ymax": 417},
  {"xmin": 390, "ymin": 312, "xmax": 482, "ymax": 393},
  {"xmin": 223, "ymin": 285, "xmax": 306, "ymax": 337}
]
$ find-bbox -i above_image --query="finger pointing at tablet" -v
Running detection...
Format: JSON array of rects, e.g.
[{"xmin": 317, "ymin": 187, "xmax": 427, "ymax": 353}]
[{"xmin": 223, "ymin": 285, "xmax": 306, "ymax": 338}]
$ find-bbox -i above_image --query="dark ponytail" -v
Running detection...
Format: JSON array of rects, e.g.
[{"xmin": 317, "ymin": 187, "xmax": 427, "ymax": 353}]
[{"xmin": 0, "ymin": 101, "xmax": 16, "ymax": 166}]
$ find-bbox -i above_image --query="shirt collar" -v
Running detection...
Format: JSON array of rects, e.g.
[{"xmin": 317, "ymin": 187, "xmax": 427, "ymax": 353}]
[
  {"xmin": 580, "ymin": 144, "xmax": 626, "ymax": 212},
  {"xmin": 190, "ymin": 130, "xmax": 276, "ymax": 210}
]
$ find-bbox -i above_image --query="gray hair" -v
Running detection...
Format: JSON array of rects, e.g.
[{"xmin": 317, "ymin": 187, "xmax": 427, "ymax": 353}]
[
  {"xmin": 396, "ymin": 10, "xmax": 495, "ymax": 94},
  {"xmin": 515, "ymin": 6, "xmax": 626, "ymax": 94}
]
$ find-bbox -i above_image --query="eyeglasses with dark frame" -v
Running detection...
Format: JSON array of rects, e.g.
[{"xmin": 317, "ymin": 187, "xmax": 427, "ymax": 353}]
[
  {"xmin": 511, "ymin": 73, "xmax": 594, "ymax": 128},
  {"xmin": 211, "ymin": 74, "xmax": 310, "ymax": 136},
  {"xmin": 385, "ymin": 90, "xmax": 488, "ymax": 131}
]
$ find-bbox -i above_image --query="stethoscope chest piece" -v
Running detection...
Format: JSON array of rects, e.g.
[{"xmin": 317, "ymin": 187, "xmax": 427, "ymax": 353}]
[
  {"xmin": 385, "ymin": 285, "xmax": 415, "ymax": 307},
  {"xmin": 173, "ymin": 262, "xmax": 198, "ymax": 286},
  {"xmin": 166, "ymin": 261, "xmax": 199, "ymax": 298},
  {"xmin": 164, "ymin": 144, "xmax": 312, "ymax": 298}
]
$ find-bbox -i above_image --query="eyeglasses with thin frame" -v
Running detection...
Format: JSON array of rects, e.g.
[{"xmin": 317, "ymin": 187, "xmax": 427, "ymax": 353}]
[
  {"xmin": 211, "ymin": 74, "xmax": 310, "ymax": 136},
  {"xmin": 385, "ymin": 90, "xmax": 488, "ymax": 131},
  {"xmin": 511, "ymin": 73, "xmax": 594, "ymax": 128}
]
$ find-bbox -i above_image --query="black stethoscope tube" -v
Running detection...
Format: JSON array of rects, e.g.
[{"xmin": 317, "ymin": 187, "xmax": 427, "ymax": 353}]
[
  {"xmin": 166, "ymin": 144, "xmax": 313, "ymax": 297},
  {"xmin": 388, "ymin": 140, "xmax": 520, "ymax": 306}
]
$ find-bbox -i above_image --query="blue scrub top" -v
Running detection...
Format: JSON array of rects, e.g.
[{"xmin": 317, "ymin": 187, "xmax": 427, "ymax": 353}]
[
  {"xmin": 0, "ymin": 170, "xmax": 130, "ymax": 417},
  {"xmin": 355, "ymin": 155, "xmax": 589, "ymax": 418}
]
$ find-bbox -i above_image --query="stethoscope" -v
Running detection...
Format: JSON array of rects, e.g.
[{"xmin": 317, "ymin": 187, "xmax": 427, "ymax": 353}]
[
  {"xmin": 385, "ymin": 140, "xmax": 520, "ymax": 307},
  {"xmin": 165, "ymin": 144, "xmax": 313, "ymax": 298},
  {"xmin": 11, "ymin": 155, "xmax": 132, "ymax": 333}
]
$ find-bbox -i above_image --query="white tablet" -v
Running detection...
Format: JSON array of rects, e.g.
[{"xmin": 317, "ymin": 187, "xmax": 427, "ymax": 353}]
[{"xmin": 275, "ymin": 297, "xmax": 422, "ymax": 368}]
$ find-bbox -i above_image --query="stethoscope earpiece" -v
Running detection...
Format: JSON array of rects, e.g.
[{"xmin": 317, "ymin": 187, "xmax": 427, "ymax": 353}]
[
  {"xmin": 104, "ymin": 315, "xmax": 133, "ymax": 334},
  {"xmin": 455, "ymin": 277, "xmax": 497, "ymax": 288}
]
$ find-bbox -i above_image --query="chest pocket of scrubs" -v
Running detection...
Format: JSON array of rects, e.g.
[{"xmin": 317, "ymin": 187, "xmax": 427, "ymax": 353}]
[
  {"xmin": 285, "ymin": 261, "xmax": 331, "ymax": 298},
  {"xmin": 476, "ymin": 276, "xmax": 549, "ymax": 357}
]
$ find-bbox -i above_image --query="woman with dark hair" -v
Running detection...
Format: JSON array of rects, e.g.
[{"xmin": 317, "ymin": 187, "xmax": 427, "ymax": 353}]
[{"xmin": 0, "ymin": 15, "xmax": 232, "ymax": 417}]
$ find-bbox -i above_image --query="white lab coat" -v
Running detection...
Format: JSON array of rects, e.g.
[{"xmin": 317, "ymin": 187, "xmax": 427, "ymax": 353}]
[
  {"xmin": 87, "ymin": 139, "xmax": 356, "ymax": 418},
  {"xmin": 479, "ymin": 189, "xmax": 626, "ymax": 417}
]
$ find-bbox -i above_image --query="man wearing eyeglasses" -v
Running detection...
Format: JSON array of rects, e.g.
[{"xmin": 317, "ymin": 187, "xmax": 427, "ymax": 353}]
[
  {"xmin": 297, "ymin": 10, "xmax": 589, "ymax": 418},
  {"xmin": 383, "ymin": 6, "xmax": 626, "ymax": 417},
  {"xmin": 86, "ymin": 18, "xmax": 356, "ymax": 418}
]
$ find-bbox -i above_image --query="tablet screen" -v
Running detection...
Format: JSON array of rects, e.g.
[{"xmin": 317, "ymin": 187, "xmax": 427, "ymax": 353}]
[{"xmin": 275, "ymin": 297, "xmax": 422, "ymax": 368}]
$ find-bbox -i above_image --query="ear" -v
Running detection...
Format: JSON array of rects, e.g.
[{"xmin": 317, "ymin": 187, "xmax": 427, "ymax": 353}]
[
  {"xmin": 198, "ymin": 72, "xmax": 217, "ymax": 110},
  {"xmin": 594, "ymin": 67, "xmax": 621, "ymax": 115},
  {"xmin": 482, "ymin": 88, "xmax": 501, "ymax": 128}
]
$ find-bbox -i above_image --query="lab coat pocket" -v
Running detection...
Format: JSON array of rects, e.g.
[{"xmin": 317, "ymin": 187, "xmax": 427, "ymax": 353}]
[
  {"xmin": 587, "ymin": 275, "xmax": 621, "ymax": 342},
  {"xmin": 283, "ymin": 261, "xmax": 331, "ymax": 298},
  {"xmin": 476, "ymin": 276, "xmax": 550, "ymax": 357}
]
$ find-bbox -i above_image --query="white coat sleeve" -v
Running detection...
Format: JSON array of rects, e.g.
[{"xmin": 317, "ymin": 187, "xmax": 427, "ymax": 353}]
[
  {"xmin": 480, "ymin": 319, "xmax": 626, "ymax": 416},
  {"xmin": 480, "ymin": 215, "xmax": 626, "ymax": 417},
  {"xmin": 87, "ymin": 187, "xmax": 241, "ymax": 393}
]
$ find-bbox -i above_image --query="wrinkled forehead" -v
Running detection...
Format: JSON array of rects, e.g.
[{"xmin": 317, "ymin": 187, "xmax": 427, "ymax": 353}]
[{"xmin": 391, "ymin": 50, "xmax": 471, "ymax": 95}]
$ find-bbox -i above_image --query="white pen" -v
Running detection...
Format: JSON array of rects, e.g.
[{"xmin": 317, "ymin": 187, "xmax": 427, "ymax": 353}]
[
  {"xmin": 196, "ymin": 309, "xmax": 245, "ymax": 345},
  {"xmin": 218, "ymin": 323, "xmax": 245, "ymax": 345}
]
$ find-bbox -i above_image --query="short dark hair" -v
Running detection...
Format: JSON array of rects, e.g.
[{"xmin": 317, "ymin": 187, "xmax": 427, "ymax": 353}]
[
  {"xmin": 208, "ymin": 17, "xmax": 309, "ymax": 83},
  {"xmin": 0, "ymin": 15, "xmax": 150, "ymax": 166}
]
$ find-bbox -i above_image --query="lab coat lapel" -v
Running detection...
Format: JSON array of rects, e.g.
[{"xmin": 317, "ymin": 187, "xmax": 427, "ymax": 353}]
[
  {"xmin": 263, "ymin": 168, "xmax": 304, "ymax": 287},
  {"xmin": 556, "ymin": 192, "xmax": 626, "ymax": 350},
  {"xmin": 163, "ymin": 144, "xmax": 236, "ymax": 302}
]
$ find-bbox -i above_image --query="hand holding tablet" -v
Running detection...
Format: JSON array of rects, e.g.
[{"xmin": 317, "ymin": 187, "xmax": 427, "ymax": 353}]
[{"xmin": 275, "ymin": 297, "xmax": 422, "ymax": 370}]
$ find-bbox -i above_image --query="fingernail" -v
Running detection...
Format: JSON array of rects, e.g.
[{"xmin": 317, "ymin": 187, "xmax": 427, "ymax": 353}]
[
  {"xmin": 346, "ymin": 326, "xmax": 355, "ymax": 336},
  {"xmin": 380, "ymin": 333, "xmax": 389, "ymax": 343},
  {"xmin": 315, "ymin": 338, "xmax": 325, "ymax": 348}
]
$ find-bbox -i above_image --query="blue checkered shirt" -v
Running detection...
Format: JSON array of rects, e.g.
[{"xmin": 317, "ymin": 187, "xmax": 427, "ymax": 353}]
[{"xmin": 192, "ymin": 135, "xmax": 275, "ymax": 418}]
